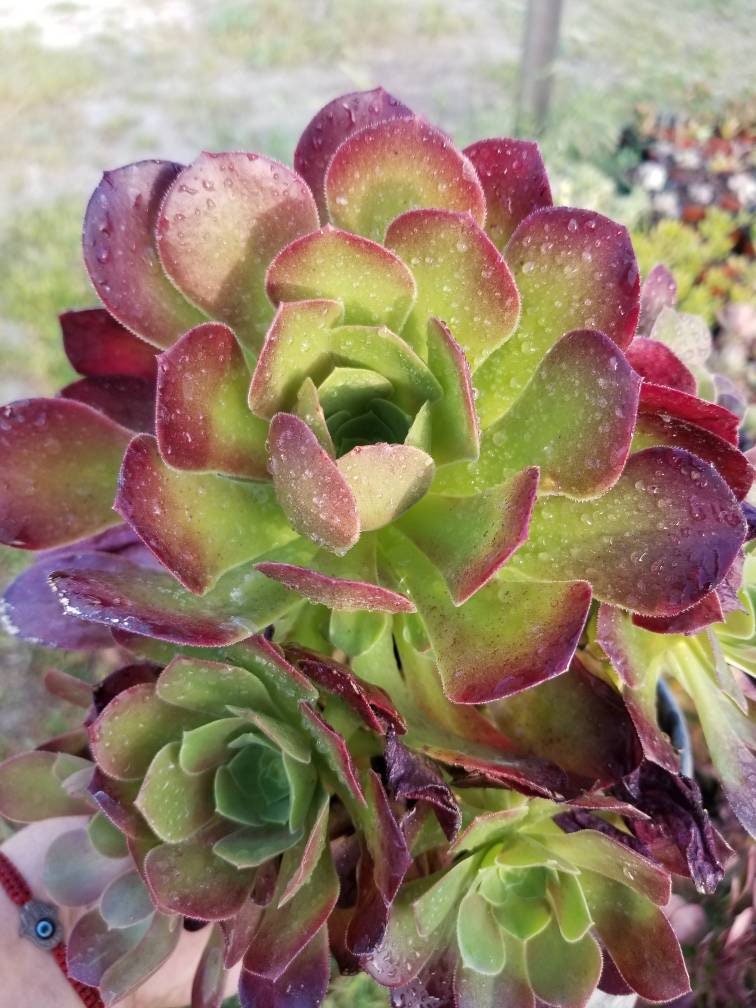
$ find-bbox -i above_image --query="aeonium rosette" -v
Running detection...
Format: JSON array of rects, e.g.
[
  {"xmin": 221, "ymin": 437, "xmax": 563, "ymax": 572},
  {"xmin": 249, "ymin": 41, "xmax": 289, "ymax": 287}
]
[
  {"xmin": 0, "ymin": 87, "xmax": 751, "ymax": 712},
  {"xmin": 0, "ymin": 640, "xmax": 423, "ymax": 1005},
  {"xmin": 366, "ymin": 795, "xmax": 691, "ymax": 1008}
]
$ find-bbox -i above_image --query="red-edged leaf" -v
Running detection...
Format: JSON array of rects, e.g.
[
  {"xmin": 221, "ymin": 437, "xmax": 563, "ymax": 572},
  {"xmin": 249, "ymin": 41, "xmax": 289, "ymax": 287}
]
[
  {"xmin": 60, "ymin": 308, "xmax": 158, "ymax": 379},
  {"xmin": 156, "ymin": 321, "xmax": 268, "ymax": 479},
  {"xmin": 639, "ymin": 382, "xmax": 740, "ymax": 445},
  {"xmin": 0, "ymin": 751, "xmax": 93, "ymax": 822},
  {"xmin": 464, "ymin": 137, "xmax": 552, "ymax": 250},
  {"xmin": 285, "ymin": 647, "xmax": 405, "ymax": 735},
  {"xmin": 637, "ymin": 264, "xmax": 677, "ymax": 336},
  {"xmin": 398, "ymin": 469, "xmax": 539, "ymax": 605},
  {"xmin": 336, "ymin": 443, "xmax": 435, "ymax": 532},
  {"xmin": 475, "ymin": 208, "xmax": 639, "ymax": 427},
  {"xmin": 256, "ymin": 562, "xmax": 414, "ymax": 612},
  {"xmin": 491, "ymin": 657, "xmax": 641, "ymax": 785},
  {"xmin": 61, "ymin": 376, "xmax": 156, "ymax": 433},
  {"xmin": 581, "ymin": 871, "xmax": 690, "ymax": 1002},
  {"xmin": 294, "ymin": 87, "xmax": 413, "ymax": 219},
  {"xmin": 633, "ymin": 590, "xmax": 725, "ymax": 634},
  {"xmin": 243, "ymin": 847, "xmax": 338, "ymax": 980},
  {"xmin": 325, "ymin": 117, "xmax": 485, "ymax": 241},
  {"xmin": 633, "ymin": 406, "xmax": 753, "ymax": 500},
  {"xmin": 1, "ymin": 550, "xmax": 114, "ymax": 649},
  {"xmin": 48, "ymin": 553, "xmax": 264, "ymax": 647},
  {"xmin": 83, "ymin": 161, "xmax": 205, "ymax": 347},
  {"xmin": 472, "ymin": 329, "xmax": 641, "ymax": 500},
  {"xmin": 144, "ymin": 825, "xmax": 256, "ymax": 920},
  {"xmin": 383, "ymin": 529, "xmax": 591, "ymax": 704},
  {"xmin": 267, "ymin": 412, "xmax": 359, "ymax": 554},
  {"xmin": 239, "ymin": 923, "xmax": 330, "ymax": 1008},
  {"xmin": 425, "ymin": 317, "xmax": 480, "ymax": 465},
  {"xmin": 0, "ymin": 398, "xmax": 130, "ymax": 549},
  {"xmin": 266, "ymin": 224, "xmax": 416, "ymax": 332},
  {"xmin": 116, "ymin": 434, "xmax": 293, "ymax": 593},
  {"xmin": 513, "ymin": 447, "xmax": 746, "ymax": 617},
  {"xmin": 156, "ymin": 152, "xmax": 318, "ymax": 350},
  {"xmin": 385, "ymin": 208, "xmax": 519, "ymax": 367},
  {"xmin": 626, "ymin": 338, "xmax": 696, "ymax": 394},
  {"xmin": 298, "ymin": 702, "xmax": 365, "ymax": 803}
]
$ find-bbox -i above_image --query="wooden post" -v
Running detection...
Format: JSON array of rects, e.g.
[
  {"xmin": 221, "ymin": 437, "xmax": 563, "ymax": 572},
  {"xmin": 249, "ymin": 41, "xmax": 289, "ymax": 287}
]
[{"xmin": 515, "ymin": 0, "xmax": 565, "ymax": 136}]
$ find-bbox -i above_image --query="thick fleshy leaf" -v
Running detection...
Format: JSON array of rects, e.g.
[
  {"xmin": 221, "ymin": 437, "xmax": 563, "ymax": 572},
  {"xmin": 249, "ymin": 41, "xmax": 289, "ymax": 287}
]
[
  {"xmin": 581, "ymin": 870, "xmax": 690, "ymax": 1001},
  {"xmin": 1, "ymin": 551, "xmax": 114, "ymax": 649},
  {"xmin": 298, "ymin": 703, "xmax": 365, "ymax": 803},
  {"xmin": 398, "ymin": 469, "xmax": 538, "ymax": 605},
  {"xmin": 385, "ymin": 209, "xmax": 519, "ymax": 366},
  {"xmin": 457, "ymin": 888, "xmax": 506, "ymax": 975},
  {"xmin": 156, "ymin": 152, "xmax": 319, "ymax": 349},
  {"xmin": 491, "ymin": 658, "xmax": 641, "ymax": 784},
  {"xmin": 286, "ymin": 647, "xmax": 405, "ymax": 735},
  {"xmin": 388, "ymin": 632, "xmax": 573, "ymax": 799},
  {"xmin": 67, "ymin": 910, "xmax": 151, "ymax": 990},
  {"xmin": 525, "ymin": 919, "xmax": 602, "ymax": 1008},
  {"xmin": 256, "ymin": 562, "xmax": 413, "ymax": 612},
  {"xmin": 0, "ymin": 398, "xmax": 130, "ymax": 548},
  {"xmin": 325, "ymin": 117, "xmax": 486, "ymax": 241},
  {"xmin": 116, "ymin": 434, "xmax": 294, "ymax": 592},
  {"xmin": 637, "ymin": 264, "xmax": 677, "ymax": 336},
  {"xmin": 639, "ymin": 382, "xmax": 739, "ymax": 445},
  {"xmin": 294, "ymin": 87, "xmax": 413, "ymax": 219},
  {"xmin": 512, "ymin": 447, "xmax": 746, "ymax": 616},
  {"xmin": 633, "ymin": 407, "xmax": 753, "ymax": 500},
  {"xmin": 239, "ymin": 923, "xmax": 330, "ymax": 1008},
  {"xmin": 83, "ymin": 161, "xmax": 205, "ymax": 347},
  {"xmin": 277, "ymin": 794, "xmax": 330, "ymax": 906},
  {"xmin": 156, "ymin": 322, "xmax": 268, "ymax": 479},
  {"xmin": 425, "ymin": 318, "xmax": 479, "ymax": 464},
  {"xmin": 249, "ymin": 300, "xmax": 440, "ymax": 419},
  {"xmin": 475, "ymin": 208, "xmax": 639, "ymax": 426},
  {"xmin": 633, "ymin": 589, "xmax": 725, "ymax": 635},
  {"xmin": 99, "ymin": 912, "xmax": 183, "ymax": 1008},
  {"xmin": 44, "ymin": 668, "xmax": 93, "ymax": 708},
  {"xmin": 144, "ymin": 825, "xmax": 256, "ymax": 920},
  {"xmin": 61, "ymin": 376, "xmax": 156, "ymax": 433},
  {"xmin": 471, "ymin": 330, "xmax": 640, "ymax": 499},
  {"xmin": 365, "ymin": 879, "xmax": 438, "ymax": 988},
  {"xmin": 43, "ymin": 828, "xmax": 129, "ymax": 906},
  {"xmin": 464, "ymin": 138, "xmax": 552, "ymax": 251},
  {"xmin": 89, "ymin": 810, "xmax": 130, "ymax": 858},
  {"xmin": 625, "ymin": 338, "xmax": 696, "ymax": 394},
  {"xmin": 60, "ymin": 308, "xmax": 159, "ymax": 380},
  {"xmin": 266, "ymin": 225, "xmax": 416, "ymax": 331},
  {"xmin": 214, "ymin": 825, "xmax": 302, "ymax": 868},
  {"xmin": 101, "ymin": 871, "xmax": 155, "ymax": 929},
  {"xmin": 546, "ymin": 829, "xmax": 670, "ymax": 905},
  {"xmin": 267, "ymin": 412, "xmax": 359, "ymax": 553},
  {"xmin": 547, "ymin": 871, "xmax": 592, "ymax": 943},
  {"xmin": 455, "ymin": 942, "xmax": 534, "ymax": 1008},
  {"xmin": 384, "ymin": 529, "xmax": 590, "ymax": 703},
  {"xmin": 243, "ymin": 847, "xmax": 338, "ymax": 980},
  {"xmin": 49, "ymin": 553, "xmax": 268, "ymax": 646},
  {"xmin": 0, "ymin": 751, "xmax": 92, "ymax": 822},
  {"xmin": 180, "ymin": 718, "xmax": 246, "ymax": 773},
  {"xmin": 337, "ymin": 444, "xmax": 435, "ymax": 531},
  {"xmin": 90, "ymin": 682, "xmax": 206, "ymax": 780},
  {"xmin": 136, "ymin": 742, "xmax": 215, "ymax": 842}
]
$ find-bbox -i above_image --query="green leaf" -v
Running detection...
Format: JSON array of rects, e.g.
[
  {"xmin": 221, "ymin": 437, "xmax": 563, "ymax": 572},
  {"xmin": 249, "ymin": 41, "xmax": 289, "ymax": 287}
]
[
  {"xmin": 213, "ymin": 824, "xmax": 302, "ymax": 868},
  {"xmin": 135, "ymin": 742, "xmax": 215, "ymax": 843},
  {"xmin": 457, "ymin": 888, "xmax": 506, "ymax": 976}
]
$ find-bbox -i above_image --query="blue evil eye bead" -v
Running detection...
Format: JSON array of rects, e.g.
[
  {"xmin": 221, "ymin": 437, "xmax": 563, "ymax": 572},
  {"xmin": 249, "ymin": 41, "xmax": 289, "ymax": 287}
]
[
  {"xmin": 35, "ymin": 918, "xmax": 56, "ymax": 941},
  {"xmin": 19, "ymin": 899, "xmax": 61, "ymax": 950}
]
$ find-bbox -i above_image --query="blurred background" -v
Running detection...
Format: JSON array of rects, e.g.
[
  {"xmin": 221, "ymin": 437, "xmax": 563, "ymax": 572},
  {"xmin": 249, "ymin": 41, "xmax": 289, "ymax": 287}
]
[{"xmin": 0, "ymin": 1, "xmax": 754, "ymax": 1003}]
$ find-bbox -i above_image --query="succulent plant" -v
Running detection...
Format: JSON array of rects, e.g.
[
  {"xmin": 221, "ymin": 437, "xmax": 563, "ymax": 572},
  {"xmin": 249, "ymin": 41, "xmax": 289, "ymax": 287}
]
[
  {"xmin": 368, "ymin": 796, "xmax": 690, "ymax": 1007},
  {"xmin": 0, "ymin": 87, "xmax": 754, "ymax": 1007}
]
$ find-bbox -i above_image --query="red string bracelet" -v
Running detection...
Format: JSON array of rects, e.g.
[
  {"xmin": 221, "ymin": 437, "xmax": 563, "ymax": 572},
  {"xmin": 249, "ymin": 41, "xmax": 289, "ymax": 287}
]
[{"xmin": 0, "ymin": 850, "xmax": 104, "ymax": 1008}]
